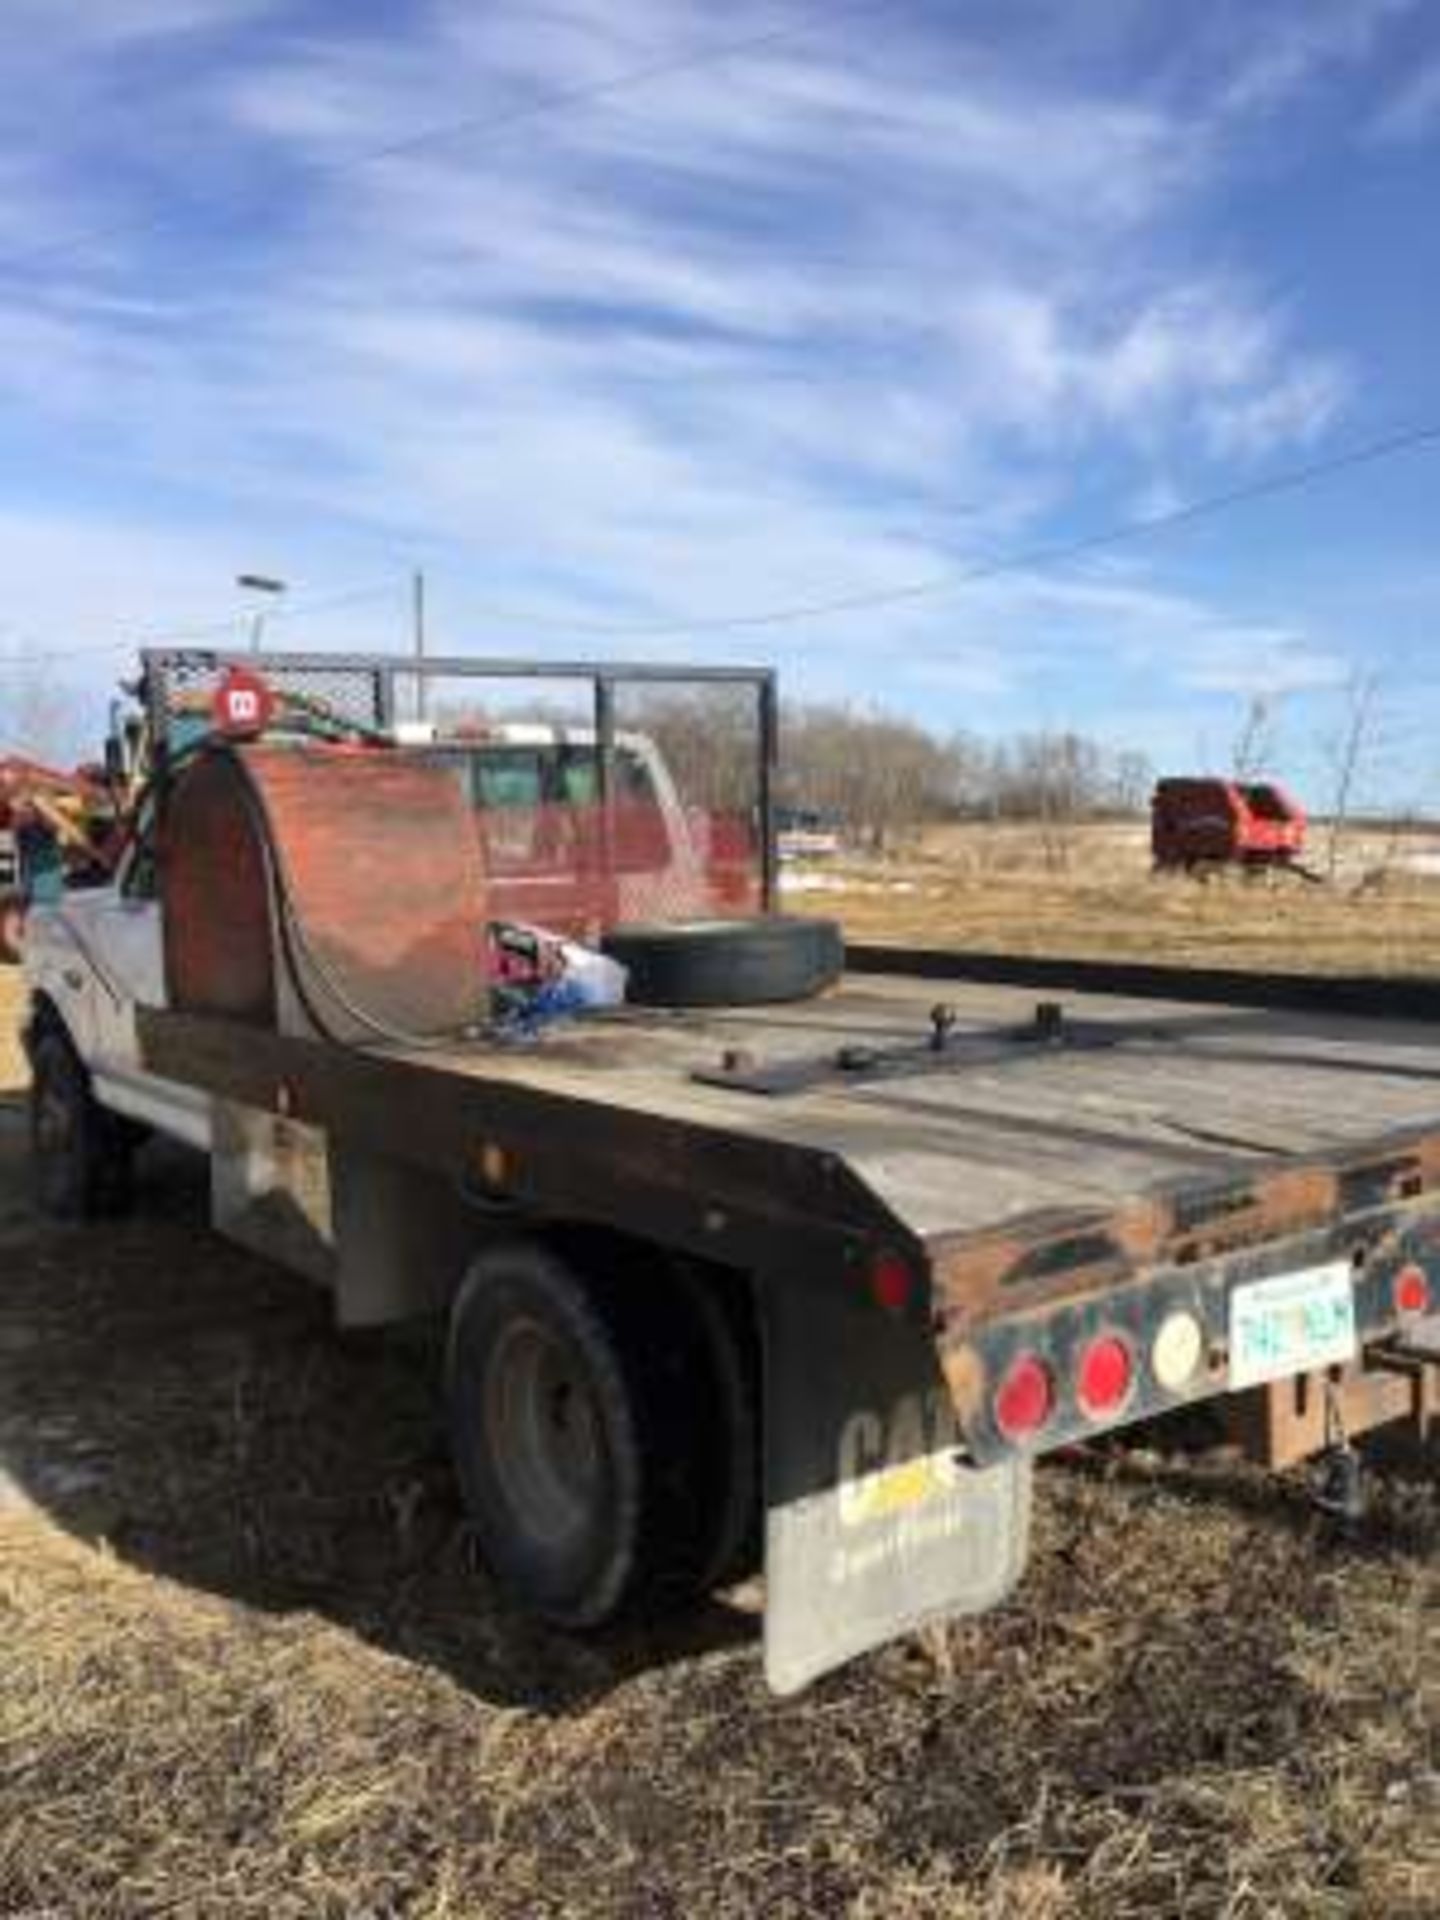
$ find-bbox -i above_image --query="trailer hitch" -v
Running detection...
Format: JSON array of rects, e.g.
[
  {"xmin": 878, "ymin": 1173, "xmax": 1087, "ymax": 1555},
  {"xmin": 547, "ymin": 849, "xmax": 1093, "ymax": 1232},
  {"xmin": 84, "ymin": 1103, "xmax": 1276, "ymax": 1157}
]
[{"xmin": 1308, "ymin": 1377, "xmax": 1366, "ymax": 1525}]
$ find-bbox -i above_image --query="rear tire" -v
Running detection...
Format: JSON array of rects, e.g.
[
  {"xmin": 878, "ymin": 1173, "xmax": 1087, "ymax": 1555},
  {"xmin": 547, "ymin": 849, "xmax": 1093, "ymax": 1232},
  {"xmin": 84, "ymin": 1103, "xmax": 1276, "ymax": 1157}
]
[
  {"xmin": 447, "ymin": 1241, "xmax": 734, "ymax": 1627},
  {"xmin": 676, "ymin": 1264, "xmax": 761, "ymax": 1590},
  {"xmin": 29, "ymin": 1029, "xmax": 134, "ymax": 1220}
]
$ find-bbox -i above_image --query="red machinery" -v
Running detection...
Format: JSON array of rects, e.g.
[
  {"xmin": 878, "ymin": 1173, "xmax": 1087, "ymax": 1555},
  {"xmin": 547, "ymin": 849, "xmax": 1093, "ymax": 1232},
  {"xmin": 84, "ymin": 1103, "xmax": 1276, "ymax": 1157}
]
[
  {"xmin": 0, "ymin": 755, "xmax": 124, "ymax": 961},
  {"xmin": 1151, "ymin": 777, "xmax": 1308, "ymax": 873}
]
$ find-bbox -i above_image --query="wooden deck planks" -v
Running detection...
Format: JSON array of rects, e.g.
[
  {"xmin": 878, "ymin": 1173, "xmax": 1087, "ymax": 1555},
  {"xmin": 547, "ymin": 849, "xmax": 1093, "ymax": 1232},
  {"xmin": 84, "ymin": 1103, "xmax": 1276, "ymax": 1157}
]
[{"xmin": 407, "ymin": 972, "xmax": 1440, "ymax": 1237}]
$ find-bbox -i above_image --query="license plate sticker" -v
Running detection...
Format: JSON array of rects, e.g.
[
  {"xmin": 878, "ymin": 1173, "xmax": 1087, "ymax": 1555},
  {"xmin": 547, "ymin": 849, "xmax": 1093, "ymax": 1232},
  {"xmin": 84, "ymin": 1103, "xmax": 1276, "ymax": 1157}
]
[{"xmin": 1228, "ymin": 1260, "xmax": 1358, "ymax": 1389}]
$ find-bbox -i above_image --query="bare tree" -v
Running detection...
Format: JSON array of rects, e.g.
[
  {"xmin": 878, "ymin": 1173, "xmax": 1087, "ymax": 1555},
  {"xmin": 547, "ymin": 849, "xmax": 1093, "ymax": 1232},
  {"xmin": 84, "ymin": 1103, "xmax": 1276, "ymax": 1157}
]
[
  {"xmin": 2, "ymin": 661, "xmax": 83, "ymax": 766},
  {"xmin": 1109, "ymin": 749, "xmax": 1155, "ymax": 816},
  {"xmin": 1231, "ymin": 694, "xmax": 1278, "ymax": 780},
  {"xmin": 429, "ymin": 686, "xmax": 1163, "ymax": 852},
  {"xmin": 1323, "ymin": 671, "xmax": 1381, "ymax": 880},
  {"xmin": 623, "ymin": 689, "xmax": 759, "ymax": 815},
  {"xmin": 779, "ymin": 703, "xmax": 958, "ymax": 851},
  {"xmin": 1013, "ymin": 732, "xmax": 1103, "ymax": 870}
]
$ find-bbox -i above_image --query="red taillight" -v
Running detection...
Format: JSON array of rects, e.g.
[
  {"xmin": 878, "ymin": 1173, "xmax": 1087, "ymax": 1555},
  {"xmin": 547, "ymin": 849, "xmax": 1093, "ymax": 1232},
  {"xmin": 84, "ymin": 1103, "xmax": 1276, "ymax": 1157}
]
[
  {"xmin": 1076, "ymin": 1333, "xmax": 1133, "ymax": 1418},
  {"xmin": 993, "ymin": 1353, "xmax": 1054, "ymax": 1440},
  {"xmin": 1394, "ymin": 1264, "xmax": 1430, "ymax": 1317},
  {"xmin": 869, "ymin": 1252, "xmax": 912, "ymax": 1313}
]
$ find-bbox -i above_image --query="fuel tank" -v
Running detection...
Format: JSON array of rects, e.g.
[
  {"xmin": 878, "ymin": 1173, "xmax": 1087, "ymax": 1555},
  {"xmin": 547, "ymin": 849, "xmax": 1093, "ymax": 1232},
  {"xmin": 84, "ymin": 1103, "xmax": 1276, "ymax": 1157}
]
[{"xmin": 160, "ymin": 742, "xmax": 488, "ymax": 1044}]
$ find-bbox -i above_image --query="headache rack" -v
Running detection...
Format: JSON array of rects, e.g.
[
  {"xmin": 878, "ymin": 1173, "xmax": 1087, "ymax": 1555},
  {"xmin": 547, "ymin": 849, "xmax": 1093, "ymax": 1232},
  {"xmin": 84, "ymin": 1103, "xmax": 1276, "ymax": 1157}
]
[{"xmin": 137, "ymin": 647, "xmax": 783, "ymax": 913}]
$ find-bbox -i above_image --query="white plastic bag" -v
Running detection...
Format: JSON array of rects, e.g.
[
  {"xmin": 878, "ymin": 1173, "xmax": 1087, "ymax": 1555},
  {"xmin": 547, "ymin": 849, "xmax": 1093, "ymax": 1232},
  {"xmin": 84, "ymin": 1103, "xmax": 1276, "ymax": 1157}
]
[{"xmin": 558, "ymin": 941, "xmax": 628, "ymax": 1009}]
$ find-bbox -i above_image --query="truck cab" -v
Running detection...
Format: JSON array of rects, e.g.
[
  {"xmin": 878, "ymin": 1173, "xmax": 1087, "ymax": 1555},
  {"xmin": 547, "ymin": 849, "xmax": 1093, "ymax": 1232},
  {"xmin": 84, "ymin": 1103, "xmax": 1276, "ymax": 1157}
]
[
  {"xmin": 411, "ymin": 721, "xmax": 715, "ymax": 934},
  {"xmin": 21, "ymin": 792, "xmax": 211, "ymax": 1157}
]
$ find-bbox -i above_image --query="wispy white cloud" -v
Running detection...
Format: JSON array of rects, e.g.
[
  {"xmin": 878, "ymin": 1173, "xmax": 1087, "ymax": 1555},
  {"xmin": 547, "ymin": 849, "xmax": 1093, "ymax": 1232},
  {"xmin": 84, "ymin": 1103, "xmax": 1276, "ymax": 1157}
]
[
  {"xmin": 0, "ymin": 0, "xmax": 1416, "ymax": 770},
  {"xmin": 1202, "ymin": 361, "xmax": 1348, "ymax": 457},
  {"xmin": 0, "ymin": 0, "xmax": 280, "ymax": 53},
  {"xmin": 1368, "ymin": 57, "xmax": 1440, "ymax": 141},
  {"xmin": 1209, "ymin": 0, "xmax": 1412, "ymax": 116}
]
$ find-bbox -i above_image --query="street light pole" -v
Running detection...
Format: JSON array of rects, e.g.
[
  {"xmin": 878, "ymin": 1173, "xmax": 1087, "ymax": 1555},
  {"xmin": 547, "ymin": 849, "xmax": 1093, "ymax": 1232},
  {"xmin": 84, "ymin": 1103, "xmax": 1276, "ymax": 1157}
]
[
  {"xmin": 236, "ymin": 573, "xmax": 287, "ymax": 652},
  {"xmin": 413, "ymin": 569, "xmax": 427, "ymax": 719}
]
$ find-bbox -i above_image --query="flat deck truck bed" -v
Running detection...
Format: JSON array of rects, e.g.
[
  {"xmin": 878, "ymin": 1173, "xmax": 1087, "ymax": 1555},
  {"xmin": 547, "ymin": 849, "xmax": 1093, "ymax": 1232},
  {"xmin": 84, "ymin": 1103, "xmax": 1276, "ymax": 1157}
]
[{"xmin": 140, "ymin": 952, "xmax": 1440, "ymax": 1689}]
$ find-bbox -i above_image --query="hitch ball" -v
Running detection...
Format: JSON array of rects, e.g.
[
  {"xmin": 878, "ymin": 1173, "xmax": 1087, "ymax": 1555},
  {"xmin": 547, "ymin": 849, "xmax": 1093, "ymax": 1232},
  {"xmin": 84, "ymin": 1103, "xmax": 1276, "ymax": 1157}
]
[{"xmin": 1033, "ymin": 1001, "xmax": 1065, "ymax": 1041}]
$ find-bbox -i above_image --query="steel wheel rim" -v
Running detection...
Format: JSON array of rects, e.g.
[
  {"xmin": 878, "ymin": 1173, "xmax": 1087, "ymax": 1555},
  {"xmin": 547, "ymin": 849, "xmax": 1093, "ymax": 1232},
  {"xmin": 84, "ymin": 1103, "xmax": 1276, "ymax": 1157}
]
[{"xmin": 482, "ymin": 1318, "xmax": 604, "ymax": 1547}]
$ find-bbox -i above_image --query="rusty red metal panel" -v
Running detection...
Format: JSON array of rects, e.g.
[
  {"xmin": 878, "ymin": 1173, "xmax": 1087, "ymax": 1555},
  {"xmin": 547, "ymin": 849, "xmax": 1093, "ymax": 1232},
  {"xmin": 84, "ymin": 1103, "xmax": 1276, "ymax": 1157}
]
[
  {"xmin": 927, "ymin": 1135, "xmax": 1440, "ymax": 1466},
  {"xmin": 1226, "ymin": 1361, "xmax": 1436, "ymax": 1469},
  {"xmin": 927, "ymin": 1130, "xmax": 1440, "ymax": 1338},
  {"xmin": 162, "ymin": 751, "xmax": 277, "ymax": 1024},
  {"xmin": 474, "ymin": 800, "xmax": 762, "ymax": 939},
  {"xmin": 163, "ymin": 743, "xmax": 489, "ymax": 1042}
]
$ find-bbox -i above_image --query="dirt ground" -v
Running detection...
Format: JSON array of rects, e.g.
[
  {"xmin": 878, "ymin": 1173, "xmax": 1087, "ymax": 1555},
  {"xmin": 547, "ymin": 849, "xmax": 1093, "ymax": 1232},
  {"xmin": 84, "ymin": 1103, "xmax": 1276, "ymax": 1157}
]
[{"xmin": 3, "ymin": 875, "xmax": 1440, "ymax": 1916}]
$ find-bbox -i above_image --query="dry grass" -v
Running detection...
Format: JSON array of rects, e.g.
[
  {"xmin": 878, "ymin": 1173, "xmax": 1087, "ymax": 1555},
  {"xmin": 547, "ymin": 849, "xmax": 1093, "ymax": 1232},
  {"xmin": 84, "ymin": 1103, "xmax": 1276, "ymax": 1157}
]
[
  {"xmin": 2, "ymin": 879, "xmax": 1440, "ymax": 1917},
  {"xmin": 0, "ymin": 970, "xmax": 25, "ymax": 1090},
  {"xmin": 790, "ymin": 820, "xmax": 1440, "ymax": 975}
]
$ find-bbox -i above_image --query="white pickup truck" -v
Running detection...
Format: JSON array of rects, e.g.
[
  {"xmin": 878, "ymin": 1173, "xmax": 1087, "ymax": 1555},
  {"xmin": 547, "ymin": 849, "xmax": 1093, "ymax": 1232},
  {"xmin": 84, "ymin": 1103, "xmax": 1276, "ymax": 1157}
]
[{"xmin": 21, "ymin": 721, "xmax": 708, "ymax": 1217}]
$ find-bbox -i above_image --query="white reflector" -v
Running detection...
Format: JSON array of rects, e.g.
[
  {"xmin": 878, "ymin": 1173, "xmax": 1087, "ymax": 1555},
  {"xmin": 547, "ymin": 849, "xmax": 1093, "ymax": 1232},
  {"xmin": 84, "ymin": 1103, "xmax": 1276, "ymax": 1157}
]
[{"xmin": 1152, "ymin": 1310, "xmax": 1204, "ymax": 1392}]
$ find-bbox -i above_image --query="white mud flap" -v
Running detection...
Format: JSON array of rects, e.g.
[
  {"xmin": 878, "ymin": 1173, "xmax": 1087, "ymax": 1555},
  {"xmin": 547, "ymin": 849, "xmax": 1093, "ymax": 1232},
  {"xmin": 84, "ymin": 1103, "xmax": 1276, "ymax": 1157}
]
[{"xmin": 762, "ymin": 1269, "xmax": 1032, "ymax": 1695}]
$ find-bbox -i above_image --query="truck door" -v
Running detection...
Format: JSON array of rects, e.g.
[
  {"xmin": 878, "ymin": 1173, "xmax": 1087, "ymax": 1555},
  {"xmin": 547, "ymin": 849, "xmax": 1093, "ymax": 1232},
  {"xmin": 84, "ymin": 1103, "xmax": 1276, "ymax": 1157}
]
[
  {"xmin": 64, "ymin": 802, "xmax": 211, "ymax": 1147},
  {"xmin": 86, "ymin": 810, "xmax": 165, "ymax": 1069}
]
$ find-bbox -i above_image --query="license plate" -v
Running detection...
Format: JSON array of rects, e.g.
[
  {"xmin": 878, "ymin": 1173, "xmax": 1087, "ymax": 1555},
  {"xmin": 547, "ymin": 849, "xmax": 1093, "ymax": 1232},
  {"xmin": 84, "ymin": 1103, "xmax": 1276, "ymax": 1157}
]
[{"xmin": 1228, "ymin": 1261, "xmax": 1358, "ymax": 1389}]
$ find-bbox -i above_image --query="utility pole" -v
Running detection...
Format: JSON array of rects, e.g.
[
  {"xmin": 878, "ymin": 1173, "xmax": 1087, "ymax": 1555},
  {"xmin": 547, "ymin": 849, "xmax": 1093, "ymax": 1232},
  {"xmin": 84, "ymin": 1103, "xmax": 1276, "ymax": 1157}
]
[{"xmin": 413, "ymin": 569, "xmax": 428, "ymax": 720}]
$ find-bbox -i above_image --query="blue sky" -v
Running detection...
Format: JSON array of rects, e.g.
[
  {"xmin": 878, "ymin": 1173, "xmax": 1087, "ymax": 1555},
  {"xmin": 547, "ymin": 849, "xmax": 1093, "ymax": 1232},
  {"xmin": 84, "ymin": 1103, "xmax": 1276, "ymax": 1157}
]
[{"xmin": 2, "ymin": 0, "xmax": 1439, "ymax": 805}]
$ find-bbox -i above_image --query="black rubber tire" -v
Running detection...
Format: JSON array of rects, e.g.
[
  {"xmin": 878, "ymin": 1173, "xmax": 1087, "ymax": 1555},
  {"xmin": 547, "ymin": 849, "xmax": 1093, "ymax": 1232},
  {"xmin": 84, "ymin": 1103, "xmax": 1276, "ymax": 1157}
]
[
  {"xmin": 602, "ymin": 914, "xmax": 843, "ymax": 1007},
  {"xmin": 446, "ymin": 1240, "xmax": 732, "ymax": 1627},
  {"xmin": 675, "ymin": 1264, "xmax": 762, "ymax": 1591},
  {"xmin": 29, "ymin": 1029, "xmax": 135, "ymax": 1220},
  {"xmin": 0, "ymin": 891, "xmax": 23, "ymax": 965}
]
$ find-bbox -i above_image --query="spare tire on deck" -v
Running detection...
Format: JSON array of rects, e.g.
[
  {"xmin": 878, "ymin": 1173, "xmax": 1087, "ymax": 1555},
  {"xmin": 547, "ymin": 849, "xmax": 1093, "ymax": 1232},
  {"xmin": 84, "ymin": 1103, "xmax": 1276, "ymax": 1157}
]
[{"xmin": 602, "ymin": 915, "xmax": 843, "ymax": 1008}]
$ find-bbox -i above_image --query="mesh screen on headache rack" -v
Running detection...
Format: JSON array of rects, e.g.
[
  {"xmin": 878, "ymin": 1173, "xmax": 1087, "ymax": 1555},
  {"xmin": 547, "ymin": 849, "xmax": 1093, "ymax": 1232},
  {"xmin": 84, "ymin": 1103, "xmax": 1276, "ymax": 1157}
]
[
  {"xmin": 417, "ymin": 677, "xmax": 766, "ymax": 936},
  {"xmin": 138, "ymin": 651, "xmax": 776, "ymax": 936},
  {"xmin": 142, "ymin": 653, "xmax": 390, "ymax": 755}
]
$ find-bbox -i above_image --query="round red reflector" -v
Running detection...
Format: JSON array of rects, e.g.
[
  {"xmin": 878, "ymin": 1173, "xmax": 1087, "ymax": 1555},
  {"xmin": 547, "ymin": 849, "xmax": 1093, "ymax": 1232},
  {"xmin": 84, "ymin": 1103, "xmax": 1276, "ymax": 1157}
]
[
  {"xmin": 993, "ymin": 1353, "xmax": 1054, "ymax": 1440},
  {"xmin": 213, "ymin": 665, "xmax": 274, "ymax": 739},
  {"xmin": 1394, "ymin": 1264, "xmax": 1430, "ymax": 1316},
  {"xmin": 870, "ymin": 1253, "xmax": 911, "ymax": 1313},
  {"xmin": 1077, "ymin": 1333, "xmax": 1133, "ymax": 1417}
]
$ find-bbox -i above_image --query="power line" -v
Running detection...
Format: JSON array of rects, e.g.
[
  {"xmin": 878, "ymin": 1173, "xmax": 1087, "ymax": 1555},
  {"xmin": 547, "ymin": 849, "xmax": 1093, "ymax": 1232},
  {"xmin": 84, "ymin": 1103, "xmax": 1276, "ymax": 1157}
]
[
  {"xmin": 0, "ymin": 578, "xmax": 404, "ymax": 673},
  {"xmin": 440, "ymin": 420, "xmax": 1440, "ymax": 638},
  {"xmin": 157, "ymin": 577, "xmax": 405, "ymax": 641},
  {"xmin": 5, "ymin": 423, "xmax": 1434, "ymax": 671},
  {"xmin": 0, "ymin": 0, "xmax": 898, "ymax": 282}
]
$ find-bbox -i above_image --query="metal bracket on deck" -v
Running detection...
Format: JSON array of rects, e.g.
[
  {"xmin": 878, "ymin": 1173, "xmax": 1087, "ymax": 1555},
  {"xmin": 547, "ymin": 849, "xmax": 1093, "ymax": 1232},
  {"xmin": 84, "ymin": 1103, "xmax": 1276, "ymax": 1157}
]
[{"xmin": 691, "ymin": 1000, "xmax": 1125, "ymax": 1098}]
